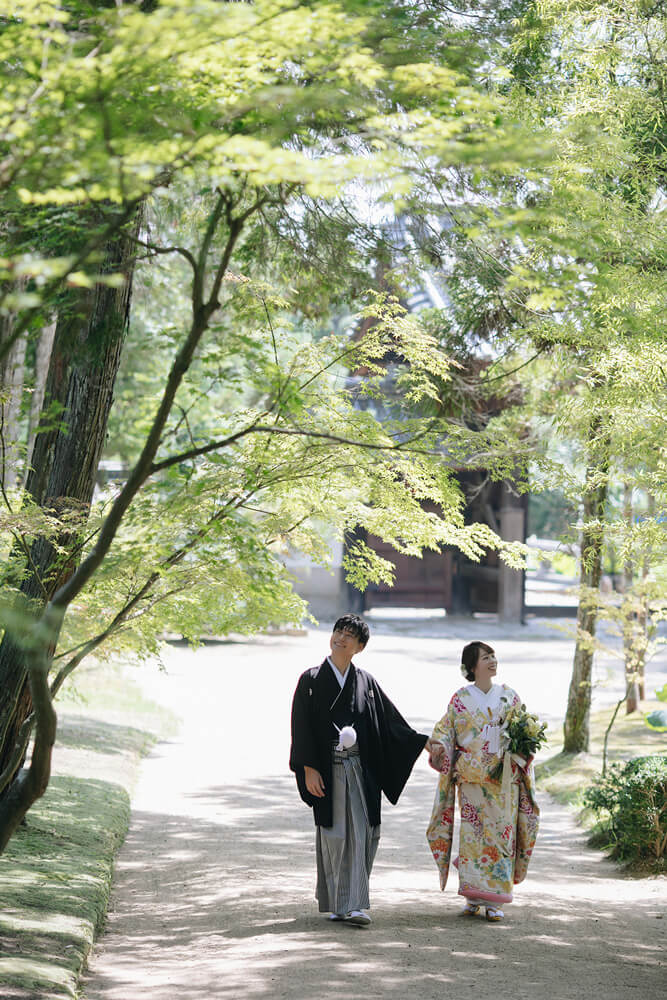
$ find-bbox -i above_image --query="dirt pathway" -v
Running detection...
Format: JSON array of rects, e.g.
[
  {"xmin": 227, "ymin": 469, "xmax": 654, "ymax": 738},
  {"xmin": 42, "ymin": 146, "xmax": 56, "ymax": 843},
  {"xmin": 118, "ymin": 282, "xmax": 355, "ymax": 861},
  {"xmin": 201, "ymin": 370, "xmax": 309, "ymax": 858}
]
[{"xmin": 82, "ymin": 625, "xmax": 666, "ymax": 1000}]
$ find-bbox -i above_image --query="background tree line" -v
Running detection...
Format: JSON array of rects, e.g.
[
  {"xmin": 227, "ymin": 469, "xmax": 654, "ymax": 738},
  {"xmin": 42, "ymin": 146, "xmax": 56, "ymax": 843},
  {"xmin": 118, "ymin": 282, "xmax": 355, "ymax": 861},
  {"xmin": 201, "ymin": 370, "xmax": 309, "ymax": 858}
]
[{"xmin": 0, "ymin": 0, "xmax": 665, "ymax": 851}]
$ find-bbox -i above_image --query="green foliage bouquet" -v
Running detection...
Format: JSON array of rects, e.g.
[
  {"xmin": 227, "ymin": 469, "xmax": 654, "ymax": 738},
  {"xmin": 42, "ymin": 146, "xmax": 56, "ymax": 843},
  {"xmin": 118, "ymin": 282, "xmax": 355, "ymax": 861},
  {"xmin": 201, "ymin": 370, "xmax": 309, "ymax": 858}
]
[{"xmin": 490, "ymin": 703, "xmax": 548, "ymax": 780}]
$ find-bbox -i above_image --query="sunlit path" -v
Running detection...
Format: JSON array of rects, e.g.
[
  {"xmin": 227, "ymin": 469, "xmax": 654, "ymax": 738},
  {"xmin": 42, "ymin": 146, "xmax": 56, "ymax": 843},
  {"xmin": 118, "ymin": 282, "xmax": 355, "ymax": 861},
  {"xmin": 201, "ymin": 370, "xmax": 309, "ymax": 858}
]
[{"xmin": 82, "ymin": 626, "xmax": 666, "ymax": 1000}]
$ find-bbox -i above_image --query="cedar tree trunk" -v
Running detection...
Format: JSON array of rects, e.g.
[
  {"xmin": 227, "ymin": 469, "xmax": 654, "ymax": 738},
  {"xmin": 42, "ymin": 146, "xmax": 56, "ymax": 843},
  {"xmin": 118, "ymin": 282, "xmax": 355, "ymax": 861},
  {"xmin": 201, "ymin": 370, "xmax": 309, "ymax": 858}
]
[{"xmin": 0, "ymin": 210, "xmax": 142, "ymax": 793}]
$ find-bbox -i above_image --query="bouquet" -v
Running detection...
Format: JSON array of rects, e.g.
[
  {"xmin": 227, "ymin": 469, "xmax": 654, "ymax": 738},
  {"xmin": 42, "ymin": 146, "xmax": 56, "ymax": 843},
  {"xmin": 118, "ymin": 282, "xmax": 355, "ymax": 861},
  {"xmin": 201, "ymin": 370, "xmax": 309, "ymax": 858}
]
[{"xmin": 490, "ymin": 703, "xmax": 547, "ymax": 781}]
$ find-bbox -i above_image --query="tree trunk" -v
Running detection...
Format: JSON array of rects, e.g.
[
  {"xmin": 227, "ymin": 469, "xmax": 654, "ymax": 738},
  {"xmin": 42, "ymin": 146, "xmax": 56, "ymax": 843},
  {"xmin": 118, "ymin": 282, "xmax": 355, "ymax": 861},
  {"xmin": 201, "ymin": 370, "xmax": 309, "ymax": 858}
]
[
  {"xmin": 563, "ymin": 447, "xmax": 608, "ymax": 753},
  {"xmin": 0, "ymin": 304, "xmax": 28, "ymax": 489},
  {"xmin": 0, "ymin": 210, "xmax": 142, "ymax": 793},
  {"xmin": 25, "ymin": 319, "xmax": 57, "ymax": 473},
  {"xmin": 621, "ymin": 482, "xmax": 640, "ymax": 714},
  {"xmin": 637, "ymin": 494, "xmax": 655, "ymax": 702},
  {"xmin": 0, "ymin": 190, "xmax": 244, "ymax": 849},
  {"xmin": 0, "ymin": 649, "xmax": 57, "ymax": 852}
]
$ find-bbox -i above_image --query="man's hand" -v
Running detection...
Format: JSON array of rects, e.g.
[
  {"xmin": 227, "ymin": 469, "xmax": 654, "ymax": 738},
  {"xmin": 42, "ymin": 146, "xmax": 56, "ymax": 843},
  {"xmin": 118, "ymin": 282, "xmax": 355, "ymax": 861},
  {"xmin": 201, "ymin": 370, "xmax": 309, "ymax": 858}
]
[
  {"xmin": 304, "ymin": 765, "xmax": 325, "ymax": 797},
  {"xmin": 427, "ymin": 739, "xmax": 446, "ymax": 770}
]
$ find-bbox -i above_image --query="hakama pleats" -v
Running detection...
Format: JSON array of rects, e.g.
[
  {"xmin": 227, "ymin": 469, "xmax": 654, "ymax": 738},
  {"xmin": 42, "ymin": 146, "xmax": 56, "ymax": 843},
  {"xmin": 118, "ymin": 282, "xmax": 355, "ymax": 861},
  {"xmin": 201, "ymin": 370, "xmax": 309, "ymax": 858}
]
[{"xmin": 316, "ymin": 745, "xmax": 380, "ymax": 914}]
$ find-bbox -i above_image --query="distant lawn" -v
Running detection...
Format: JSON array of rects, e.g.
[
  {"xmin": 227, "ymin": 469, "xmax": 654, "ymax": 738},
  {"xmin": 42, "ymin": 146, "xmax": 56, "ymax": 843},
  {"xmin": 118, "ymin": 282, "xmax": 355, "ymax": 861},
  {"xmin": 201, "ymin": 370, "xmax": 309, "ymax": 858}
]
[
  {"xmin": 536, "ymin": 698, "xmax": 667, "ymax": 807},
  {"xmin": 0, "ymin": 659, "xmax": 176, "ymax": 1000}
]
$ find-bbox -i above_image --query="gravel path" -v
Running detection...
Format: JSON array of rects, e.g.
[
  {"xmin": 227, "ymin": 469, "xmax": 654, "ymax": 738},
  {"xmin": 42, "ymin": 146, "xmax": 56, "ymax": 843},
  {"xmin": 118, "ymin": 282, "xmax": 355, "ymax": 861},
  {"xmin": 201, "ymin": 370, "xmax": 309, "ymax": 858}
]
[{"xmin": 82, "ymin": 622, "xmax": 666, "ymax": 1000}]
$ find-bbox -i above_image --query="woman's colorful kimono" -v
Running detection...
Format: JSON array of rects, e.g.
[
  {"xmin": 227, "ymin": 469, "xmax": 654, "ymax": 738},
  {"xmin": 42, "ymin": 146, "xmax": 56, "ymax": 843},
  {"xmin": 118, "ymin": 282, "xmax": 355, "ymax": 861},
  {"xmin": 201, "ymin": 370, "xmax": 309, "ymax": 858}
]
[{"xmin": 426, "ymin": 683, "xmax": 539, "ymax": 906}]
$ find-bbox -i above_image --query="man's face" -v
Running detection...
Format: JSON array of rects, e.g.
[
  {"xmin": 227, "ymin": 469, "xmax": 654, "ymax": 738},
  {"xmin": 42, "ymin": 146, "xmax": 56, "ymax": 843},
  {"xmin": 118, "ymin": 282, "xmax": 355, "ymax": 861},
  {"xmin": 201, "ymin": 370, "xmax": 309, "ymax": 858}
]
[{"xmin": 329, "ymin": 627, "xmax": 365, "ymax": 660}]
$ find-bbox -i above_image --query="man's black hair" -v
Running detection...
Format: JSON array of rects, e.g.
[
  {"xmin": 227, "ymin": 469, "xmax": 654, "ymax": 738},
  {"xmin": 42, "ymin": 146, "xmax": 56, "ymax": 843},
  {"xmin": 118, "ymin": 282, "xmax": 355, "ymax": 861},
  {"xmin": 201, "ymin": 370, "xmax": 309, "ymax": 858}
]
[{"xmin": 333, "ymin": 613, "xmax": 370, "ymax": 647}]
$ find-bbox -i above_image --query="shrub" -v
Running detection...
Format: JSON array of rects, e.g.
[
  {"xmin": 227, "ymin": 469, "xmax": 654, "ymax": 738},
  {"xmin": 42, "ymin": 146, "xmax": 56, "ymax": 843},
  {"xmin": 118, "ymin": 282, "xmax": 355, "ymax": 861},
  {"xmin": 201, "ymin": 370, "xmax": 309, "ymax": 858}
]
[{"xmin": 583, "ymin": 755, "xmax": 667, "ymax": 863}]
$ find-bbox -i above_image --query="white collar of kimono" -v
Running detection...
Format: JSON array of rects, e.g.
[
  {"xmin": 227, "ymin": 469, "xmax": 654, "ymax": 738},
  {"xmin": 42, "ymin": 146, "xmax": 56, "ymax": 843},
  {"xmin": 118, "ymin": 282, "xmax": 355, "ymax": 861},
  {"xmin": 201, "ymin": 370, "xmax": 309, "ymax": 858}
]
[
  {"xmin": 463, "ymin": 683, "xmax": 504, "ymax": 753},
  {"xmin": 326, "ymin": 656, "xmax": 350, "ymax": 688},
  {"xmin": 466, "ymin": 682, "xmax": 503, "ymax": 712}
]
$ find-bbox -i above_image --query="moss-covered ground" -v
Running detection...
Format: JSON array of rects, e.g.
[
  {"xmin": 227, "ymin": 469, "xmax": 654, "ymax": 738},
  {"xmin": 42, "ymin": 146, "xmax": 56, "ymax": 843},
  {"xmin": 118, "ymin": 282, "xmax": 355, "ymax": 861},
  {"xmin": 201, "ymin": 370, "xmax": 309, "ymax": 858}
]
[
  {"xmin": 0, "ymin": 661, "xmax": 176, "ymax": 1000},
  {"xmin": 536, "ymin": 698, "xmax": 667, "ymax": 807}
]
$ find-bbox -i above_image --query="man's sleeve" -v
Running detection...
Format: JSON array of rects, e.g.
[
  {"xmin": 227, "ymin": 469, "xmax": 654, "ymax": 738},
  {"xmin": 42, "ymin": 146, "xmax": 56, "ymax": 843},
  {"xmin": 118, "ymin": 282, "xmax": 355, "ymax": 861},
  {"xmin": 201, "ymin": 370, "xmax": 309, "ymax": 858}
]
[
  {"xmin": 373, "ymin": 681, "xmax": 428, "ymax": 805},
  {"xmin": 289, "ymin": 673, "xmax": 318, "ymax": 806}
]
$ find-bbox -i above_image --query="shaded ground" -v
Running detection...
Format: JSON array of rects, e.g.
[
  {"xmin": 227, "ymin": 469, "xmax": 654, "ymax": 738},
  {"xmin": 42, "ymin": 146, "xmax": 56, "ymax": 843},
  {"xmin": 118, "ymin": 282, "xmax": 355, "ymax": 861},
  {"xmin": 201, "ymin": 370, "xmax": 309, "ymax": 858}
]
[
  {"xmin": 0, "ymin": 660, "xmax": 175, "ymax": 1000},
  {"xmin": 82, "ymin": 621, "xmax": 666, "ymax": 1000}
]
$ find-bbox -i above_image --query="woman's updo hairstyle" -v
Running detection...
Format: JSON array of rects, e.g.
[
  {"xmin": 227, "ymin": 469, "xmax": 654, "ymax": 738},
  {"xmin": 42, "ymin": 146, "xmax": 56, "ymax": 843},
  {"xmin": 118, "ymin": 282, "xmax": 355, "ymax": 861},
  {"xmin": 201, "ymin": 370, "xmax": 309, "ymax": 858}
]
[{"xmin": 460, "ymin": 641, "xmax": 495, "ymax": 682}]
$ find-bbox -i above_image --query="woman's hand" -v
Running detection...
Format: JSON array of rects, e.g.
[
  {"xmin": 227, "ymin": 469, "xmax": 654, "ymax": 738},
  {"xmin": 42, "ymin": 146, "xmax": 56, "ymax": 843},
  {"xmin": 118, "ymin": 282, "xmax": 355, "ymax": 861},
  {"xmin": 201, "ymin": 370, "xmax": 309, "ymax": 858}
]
[{"xmin": 304, "ymin": 765, "xmax": 325, "ymax": 797}]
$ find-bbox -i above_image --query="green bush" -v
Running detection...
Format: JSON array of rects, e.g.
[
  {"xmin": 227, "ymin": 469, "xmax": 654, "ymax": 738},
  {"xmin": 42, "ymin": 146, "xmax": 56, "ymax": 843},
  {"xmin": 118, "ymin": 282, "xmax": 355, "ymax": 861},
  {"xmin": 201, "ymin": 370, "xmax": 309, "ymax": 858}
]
[{"xmin": 583, "ymin": 755, "xmax": 667, "ymax": 863}]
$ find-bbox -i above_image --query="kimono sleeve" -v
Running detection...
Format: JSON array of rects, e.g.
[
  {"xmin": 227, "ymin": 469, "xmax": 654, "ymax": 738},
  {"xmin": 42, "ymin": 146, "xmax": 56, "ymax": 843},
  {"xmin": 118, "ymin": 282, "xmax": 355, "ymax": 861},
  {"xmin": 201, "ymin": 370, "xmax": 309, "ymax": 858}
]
[
  {"xmin": 372, "ymin": 680, "xmax": 428, "ymax": 805},
  {"xmin": 426, "ymin": 700, "xmax": 457, "ymax": 890},
  {"xmin": 289, "ymin": 673, "xmax": 319, "ymax": 807}
]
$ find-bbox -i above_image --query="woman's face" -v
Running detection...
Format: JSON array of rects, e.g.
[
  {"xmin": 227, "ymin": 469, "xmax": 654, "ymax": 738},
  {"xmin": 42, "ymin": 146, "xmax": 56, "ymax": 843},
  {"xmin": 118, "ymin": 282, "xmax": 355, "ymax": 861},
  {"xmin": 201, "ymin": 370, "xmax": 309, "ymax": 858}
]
[{"xmin": 473, "ymin": 647, "xmax": 497, "ymax": 685}]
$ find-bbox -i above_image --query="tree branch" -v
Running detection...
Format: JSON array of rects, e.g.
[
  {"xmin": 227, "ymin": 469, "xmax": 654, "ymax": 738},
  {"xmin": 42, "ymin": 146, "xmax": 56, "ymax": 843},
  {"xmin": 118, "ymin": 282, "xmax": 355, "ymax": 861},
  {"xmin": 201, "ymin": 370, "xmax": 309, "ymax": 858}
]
[
  {"xmin": 47, "ymin": 205, "xmax": 248, "ymax": 616},
  {"xmin": 129, "ymin": 235, "xmax": 198, "ymax": 274},
  {"xmin": 150, "ymin": 421, "xmax": 438, "ymax": 474}
]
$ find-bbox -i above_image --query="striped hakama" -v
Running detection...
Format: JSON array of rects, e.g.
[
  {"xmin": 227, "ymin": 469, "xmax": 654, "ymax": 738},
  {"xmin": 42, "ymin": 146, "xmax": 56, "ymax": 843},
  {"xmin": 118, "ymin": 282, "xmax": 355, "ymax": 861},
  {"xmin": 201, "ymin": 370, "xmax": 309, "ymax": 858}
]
[{"xmin": 315, "ymin": 744, "xmax": 380, "ymax": 914}]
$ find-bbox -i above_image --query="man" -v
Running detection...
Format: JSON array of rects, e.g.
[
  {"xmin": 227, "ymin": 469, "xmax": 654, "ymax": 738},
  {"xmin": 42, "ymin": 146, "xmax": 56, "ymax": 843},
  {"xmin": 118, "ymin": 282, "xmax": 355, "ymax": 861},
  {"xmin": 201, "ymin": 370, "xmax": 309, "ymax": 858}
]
[{"xmin": 289, "ymin": 613, "xmax": 431, "ymax": 925}]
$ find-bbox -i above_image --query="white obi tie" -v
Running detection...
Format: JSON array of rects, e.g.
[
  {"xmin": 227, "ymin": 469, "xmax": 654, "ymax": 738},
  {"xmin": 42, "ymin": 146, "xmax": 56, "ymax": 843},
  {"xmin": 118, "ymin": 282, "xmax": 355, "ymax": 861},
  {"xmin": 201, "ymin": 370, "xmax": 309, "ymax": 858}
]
[{"xmin": 481, "ymin": 722, "xmax": 501, "ymax": 755}]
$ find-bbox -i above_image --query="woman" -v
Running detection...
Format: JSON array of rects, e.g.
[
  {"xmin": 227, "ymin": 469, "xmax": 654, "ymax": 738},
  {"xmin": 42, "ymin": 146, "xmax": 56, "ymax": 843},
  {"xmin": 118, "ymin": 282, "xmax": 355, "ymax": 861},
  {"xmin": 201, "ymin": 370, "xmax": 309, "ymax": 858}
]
[{"xmin": 426, "ymin": 641, "xmax": 539, "ymax": 922}]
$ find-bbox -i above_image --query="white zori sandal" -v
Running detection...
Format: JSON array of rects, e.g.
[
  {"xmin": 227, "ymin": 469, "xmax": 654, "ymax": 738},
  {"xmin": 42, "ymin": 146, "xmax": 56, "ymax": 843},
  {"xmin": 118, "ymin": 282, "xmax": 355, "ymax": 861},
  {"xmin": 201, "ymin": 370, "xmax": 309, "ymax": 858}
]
[
  {"xmin": 485, "ymin": 907, "xmax": 504, "ymax": 922},
  {"xmin": 462, "ymin": 902, "xmax": 481, "ymax": 916}
]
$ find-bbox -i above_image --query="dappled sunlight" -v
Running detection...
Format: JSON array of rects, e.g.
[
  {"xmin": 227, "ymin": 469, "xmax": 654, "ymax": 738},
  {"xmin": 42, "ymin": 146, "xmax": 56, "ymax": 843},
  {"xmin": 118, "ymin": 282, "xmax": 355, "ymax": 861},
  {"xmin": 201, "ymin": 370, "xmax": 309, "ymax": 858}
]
[
  {"xmin": 56, "ymin": 715, "xmax": 153, "ymax": 758},
  {"xmin": 81, "ymin": 636, "xmax": 665, "ymax": 1000},
  {"xmin": 449, "ymin": 950, "xmax": 500, "ymax": 960},
  {"xmin": 521, "ymin": 933, "xmax": 573, "ymax": 946},
  {"xmin": 84, "ymin": 763, "xmax": 666, "ymax": 1000}
]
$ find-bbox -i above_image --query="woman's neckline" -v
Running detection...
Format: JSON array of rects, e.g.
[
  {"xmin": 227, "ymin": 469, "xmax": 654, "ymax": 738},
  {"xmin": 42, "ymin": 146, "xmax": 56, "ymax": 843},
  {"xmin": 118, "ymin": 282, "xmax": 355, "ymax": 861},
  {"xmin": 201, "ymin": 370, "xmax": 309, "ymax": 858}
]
[{"xmin": 472, "ymin": 681, "xmax": 495, "ymax": 695}]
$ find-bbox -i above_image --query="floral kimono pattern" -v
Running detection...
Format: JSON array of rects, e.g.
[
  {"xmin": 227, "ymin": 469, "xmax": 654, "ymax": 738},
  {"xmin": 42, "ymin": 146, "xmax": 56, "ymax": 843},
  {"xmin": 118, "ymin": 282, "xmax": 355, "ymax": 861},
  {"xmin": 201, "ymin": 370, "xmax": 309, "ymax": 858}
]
[{"xmin": 426, "ymin": 684, "xmax": 539, "ymax": 905}]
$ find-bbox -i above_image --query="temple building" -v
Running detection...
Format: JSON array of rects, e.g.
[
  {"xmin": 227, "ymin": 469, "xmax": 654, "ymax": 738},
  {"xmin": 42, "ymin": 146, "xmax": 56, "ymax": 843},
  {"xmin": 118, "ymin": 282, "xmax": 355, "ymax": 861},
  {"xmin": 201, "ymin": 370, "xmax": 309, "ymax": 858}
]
[{"xmin": 284, "ymin": 246, "xmax": 527, "ymax": 624}]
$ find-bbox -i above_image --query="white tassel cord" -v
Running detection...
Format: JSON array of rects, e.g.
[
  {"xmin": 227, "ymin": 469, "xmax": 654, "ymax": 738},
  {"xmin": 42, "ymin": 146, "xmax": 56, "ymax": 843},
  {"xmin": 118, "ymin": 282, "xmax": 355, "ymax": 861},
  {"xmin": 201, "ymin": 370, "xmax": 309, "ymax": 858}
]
[{"xmin": 333, "ymin": 723, "xmax": 357, "ymax": 750}]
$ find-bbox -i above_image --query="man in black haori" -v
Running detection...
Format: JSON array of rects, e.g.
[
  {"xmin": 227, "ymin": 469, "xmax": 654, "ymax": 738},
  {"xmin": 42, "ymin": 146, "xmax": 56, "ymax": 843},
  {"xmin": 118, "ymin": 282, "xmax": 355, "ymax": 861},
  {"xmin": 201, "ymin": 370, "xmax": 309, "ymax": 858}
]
[{"xmin": 290, "ymin": 613, "xmax": 431, "ymax": 926}]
